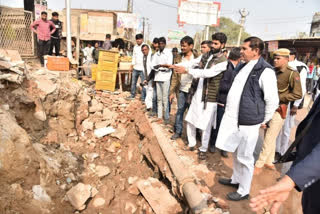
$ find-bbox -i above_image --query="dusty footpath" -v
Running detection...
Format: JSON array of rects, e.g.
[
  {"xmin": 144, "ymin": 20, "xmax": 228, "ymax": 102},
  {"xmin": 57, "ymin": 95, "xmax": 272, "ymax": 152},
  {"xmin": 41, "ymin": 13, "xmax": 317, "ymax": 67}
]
[{"xmin": 0, "ymin": 49, "xmax": 304, "ymax": 214}]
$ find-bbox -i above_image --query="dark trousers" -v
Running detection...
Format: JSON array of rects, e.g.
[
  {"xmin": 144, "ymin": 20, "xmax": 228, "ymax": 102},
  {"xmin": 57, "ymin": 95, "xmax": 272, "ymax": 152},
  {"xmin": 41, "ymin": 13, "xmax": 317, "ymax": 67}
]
[
  {"xmin": 174, "ymin": 91, "xmax": 189, "ymax": 135},
  {"xmin": 38, "ymin": 40, "xmax": 51, "ymax": 65},
  {"xmin": 130, "ymin": 69, "xmax": 146, "ymax": 100},
  {"xmin": 49, "ymin": 38, "xmax": 61, "ymax": 56},
  {"xmin": 152, "ymin": 83, "xmax": 157, "ymax": 113},
  {"xmin": 306, "ymin": 78, "xmax": 314, "ymax": 93},
  {"xmin": 209, "ymin": 104, "xmax": 225, "ymax": 148},
  {"xmin": 302, "ymin": 180, "xmax": 320, "ymax": 214}
]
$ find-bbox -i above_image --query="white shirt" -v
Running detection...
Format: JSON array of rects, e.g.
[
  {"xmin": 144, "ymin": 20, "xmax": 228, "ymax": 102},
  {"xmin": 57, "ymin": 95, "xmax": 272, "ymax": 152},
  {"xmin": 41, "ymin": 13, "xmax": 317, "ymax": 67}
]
[
  {"xmin": 188, "ymin": 61, "xmax": 228, "ymax": 78},
  {"xmin": 83, "ymin": 47, "xmax": 94, "ymax": 61},
  {"xmin": 179, "ymin": 55, "xmax": 194, "ymax": 92},
  {"xmin": 289, "ymin": 59, "xmax": 307, "ymax": 107},
  {"xmin": 152, "ymin": 48, "xmax": 173, "ymax": 82},
  {"xmin": 132, "ymin": 43, "xmax": 145, "ymax": 71}
]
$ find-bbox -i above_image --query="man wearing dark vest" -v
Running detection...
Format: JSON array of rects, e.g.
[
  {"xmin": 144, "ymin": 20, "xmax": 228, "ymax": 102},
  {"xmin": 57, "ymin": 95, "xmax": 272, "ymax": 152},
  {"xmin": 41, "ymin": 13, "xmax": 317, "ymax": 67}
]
[
  {"xmin": 255, "ymin": 48, "xmax": 302, "ymax": 175},
  {"xmin": 209, "ymin": 47, "xmax": 242, "ymax": 158},
  {"xmin": 215, "ymin": 37, "xmax": 279, "ymax": 201},
  {"xmin": 174, "ymin": 32, "xmax": 228, "ymax": 160}
]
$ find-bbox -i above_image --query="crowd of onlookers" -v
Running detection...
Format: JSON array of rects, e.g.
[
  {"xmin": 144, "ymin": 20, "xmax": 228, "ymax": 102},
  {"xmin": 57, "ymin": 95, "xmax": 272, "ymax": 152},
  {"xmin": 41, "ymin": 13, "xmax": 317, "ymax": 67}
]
[{"xmin": 127, "ymin": 32, "xmax": 320, "ymax": 213}]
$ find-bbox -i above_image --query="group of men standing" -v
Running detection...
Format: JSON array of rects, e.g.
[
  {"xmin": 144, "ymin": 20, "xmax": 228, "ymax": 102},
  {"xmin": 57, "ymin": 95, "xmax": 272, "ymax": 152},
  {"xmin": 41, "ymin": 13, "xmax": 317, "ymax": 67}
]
[
  {"xmin": 128, "ymin": 31, "xmax": 317, "ymax": 208},
  {"xmin": 30, "ymin": 11, "xmax": 62, "ymax": 67}
]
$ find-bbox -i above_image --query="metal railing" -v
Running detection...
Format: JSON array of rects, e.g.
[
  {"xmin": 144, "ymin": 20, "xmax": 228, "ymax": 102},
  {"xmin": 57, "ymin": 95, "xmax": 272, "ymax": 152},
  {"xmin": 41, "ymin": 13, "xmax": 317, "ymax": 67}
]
[{"xmin": 0, "ymin": 7, "xmax": 35, "ymax": 57}]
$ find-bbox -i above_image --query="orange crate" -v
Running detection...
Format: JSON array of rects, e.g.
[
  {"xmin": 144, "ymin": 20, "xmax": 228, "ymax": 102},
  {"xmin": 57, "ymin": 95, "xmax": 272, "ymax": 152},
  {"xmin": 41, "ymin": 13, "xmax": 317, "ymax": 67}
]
[{"xmin": 47, "ymin": 56, "xmax": 69, "ymax": 71}]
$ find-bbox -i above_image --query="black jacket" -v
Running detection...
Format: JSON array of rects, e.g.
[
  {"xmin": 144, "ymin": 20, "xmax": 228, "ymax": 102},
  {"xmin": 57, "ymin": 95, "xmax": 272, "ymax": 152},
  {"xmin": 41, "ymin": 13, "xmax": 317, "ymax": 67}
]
[
  {"xmin": 238, "ymin": 57, "xmax": 274, "ymax": 125},
  {"xmin": 50, "ymin": 19, "xmax": 62, "ymax": 39},
  {"xmin": 286, "ymin": 95, "xmax": 320, "ymax": 191},
  {"xmin": 217, "ymin": 61, "xmax": 240, "ymax": 105},
  {"xmin": 286, "ymin": 96, "xmax": 320, "ymax": 213}
]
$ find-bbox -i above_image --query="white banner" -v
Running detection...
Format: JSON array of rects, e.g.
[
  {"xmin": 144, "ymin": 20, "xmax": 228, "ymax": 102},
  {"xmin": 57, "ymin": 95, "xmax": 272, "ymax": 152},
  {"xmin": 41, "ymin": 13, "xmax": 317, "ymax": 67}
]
[{"xmin": 178, "ymin": 0, "xmax": 221, "ymax": 26}]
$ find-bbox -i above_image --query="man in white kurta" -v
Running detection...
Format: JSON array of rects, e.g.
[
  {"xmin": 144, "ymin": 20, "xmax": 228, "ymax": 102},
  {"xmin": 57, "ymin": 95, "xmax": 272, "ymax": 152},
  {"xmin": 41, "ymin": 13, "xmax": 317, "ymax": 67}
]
[
  {"xmin": 215, "ymin": 37, "xmax": 279, "ymax": 201},
  {"xmin": 184, "ymin": 61, "xmax": 228, "ymax": 154},
  {"xmin": 174, "ymin": 33, "xmax": 228, "ymax": 160}
]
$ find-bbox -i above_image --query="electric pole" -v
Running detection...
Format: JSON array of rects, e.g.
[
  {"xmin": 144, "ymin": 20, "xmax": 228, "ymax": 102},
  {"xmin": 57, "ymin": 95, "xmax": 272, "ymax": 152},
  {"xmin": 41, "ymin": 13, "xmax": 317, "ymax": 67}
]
[
  {"xmin": 147, "ymin": 22, "xmax": 151, "ymax": 42},
  {"xmin": 237, "ymin": 8, "xmax": 249, "ymax": 47},
  {"xmin": 142, "ymin": 17, "xmax": 149, "ymax": 39},
  {"xmin": 127, "ymin": 0, "xmax": 133, "ymax": 13},
  {"xmin": 142, "ymin": 17, "xmax": 145, "ymax": 38}
]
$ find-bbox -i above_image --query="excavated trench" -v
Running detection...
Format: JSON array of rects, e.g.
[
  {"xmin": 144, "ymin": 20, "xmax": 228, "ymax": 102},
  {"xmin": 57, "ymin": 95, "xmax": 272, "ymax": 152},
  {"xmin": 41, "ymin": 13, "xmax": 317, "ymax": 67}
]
[{"xmin": 0, "ymin": 71, "xmax": 189, "ymax": 213}]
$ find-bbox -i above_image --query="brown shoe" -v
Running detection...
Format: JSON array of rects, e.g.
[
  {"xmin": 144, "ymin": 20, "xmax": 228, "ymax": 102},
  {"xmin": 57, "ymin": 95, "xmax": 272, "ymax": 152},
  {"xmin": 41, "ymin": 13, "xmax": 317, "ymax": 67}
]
[{"xmin": 254, "ymin": 166, "xmax": 263, "ymax": 175}]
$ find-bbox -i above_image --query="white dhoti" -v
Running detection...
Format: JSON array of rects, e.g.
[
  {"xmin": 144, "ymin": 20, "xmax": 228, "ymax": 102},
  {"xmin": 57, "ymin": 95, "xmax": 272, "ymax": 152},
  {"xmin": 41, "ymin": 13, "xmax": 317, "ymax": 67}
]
[
  {"xmin": 215, "ymin": 59, "xmax": 279, "ymax": 197},
  {"xmin": 276, "ymin": 105, "xmax": 295, "ymax": 155},
  {"xmin": 145, "ymin": 81, "xmax": 154, "ymax": 110},
  {"xmin": 185, "ymin": 78, "xmax": 217, "ymax": 152},
  {"xmin": 216, "ymin": 115, "xmax": 260, "ymax": 196}
]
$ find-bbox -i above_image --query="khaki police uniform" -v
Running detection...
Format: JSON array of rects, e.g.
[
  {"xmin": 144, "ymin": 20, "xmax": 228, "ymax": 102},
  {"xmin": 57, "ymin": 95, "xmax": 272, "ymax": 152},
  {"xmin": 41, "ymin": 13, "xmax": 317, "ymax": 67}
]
[{"xmin": 256, "ymin": 49, "xmax": 303, "ymax": 169}]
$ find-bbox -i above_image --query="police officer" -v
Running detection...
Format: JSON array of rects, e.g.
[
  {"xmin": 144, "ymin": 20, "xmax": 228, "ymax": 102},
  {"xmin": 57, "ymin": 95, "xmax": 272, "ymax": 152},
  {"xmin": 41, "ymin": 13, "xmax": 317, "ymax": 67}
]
[
  {"xmin": 250, "ymin": 95, "xmax": 320, "ymax": 214},
  {"xmin": 255, "ymin": 48, "xmax": 303, "ymax": 174}
]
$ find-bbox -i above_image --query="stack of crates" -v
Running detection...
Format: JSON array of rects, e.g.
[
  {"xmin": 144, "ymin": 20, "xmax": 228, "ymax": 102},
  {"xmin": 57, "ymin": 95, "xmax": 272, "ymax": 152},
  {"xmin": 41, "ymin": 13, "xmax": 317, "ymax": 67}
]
[
  {"xmin": 91, "ymin": 64, "xmax": 98, "ymax": 81},
  {"xmin": 95, "ymin": 50, "xmax": 119, "ymax": 91}
]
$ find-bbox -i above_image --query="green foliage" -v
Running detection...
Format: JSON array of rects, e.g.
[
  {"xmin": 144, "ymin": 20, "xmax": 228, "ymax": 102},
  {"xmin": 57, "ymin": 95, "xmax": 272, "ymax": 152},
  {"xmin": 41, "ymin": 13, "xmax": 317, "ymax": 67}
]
[{"xmin": 209, "ymin": 17, "xmax": 251, "ymax": 45}]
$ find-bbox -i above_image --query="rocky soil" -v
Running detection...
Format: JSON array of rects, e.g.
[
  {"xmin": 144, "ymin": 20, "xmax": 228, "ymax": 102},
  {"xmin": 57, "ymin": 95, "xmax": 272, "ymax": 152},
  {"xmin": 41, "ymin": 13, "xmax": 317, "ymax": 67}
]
[{"xmin": 0, "ymin": 49, "xmax": 304, "ymax": 214}]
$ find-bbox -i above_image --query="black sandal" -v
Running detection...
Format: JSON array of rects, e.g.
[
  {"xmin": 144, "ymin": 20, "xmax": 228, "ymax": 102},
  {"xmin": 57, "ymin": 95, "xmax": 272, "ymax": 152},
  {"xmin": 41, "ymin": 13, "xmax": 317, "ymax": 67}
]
[
  {"xmin": 184, "ymin": 146, "xmax": 196, "ymax": 152},
  {"xmin": 199, "ymin": 152, "xmax": 207, "ymax": 160}
]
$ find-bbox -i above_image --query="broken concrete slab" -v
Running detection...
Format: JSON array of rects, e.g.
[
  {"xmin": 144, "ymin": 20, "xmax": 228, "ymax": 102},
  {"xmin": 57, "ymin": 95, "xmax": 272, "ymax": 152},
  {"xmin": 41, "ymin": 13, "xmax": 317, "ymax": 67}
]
[
  {"xmin": 110, "ymin": 124, "xmax": 127, "ymax": 140},
  {"xmin": 32, "ymin": 185, "xmax": 51, "ymax": 202},
  {"xmin": 0, "ymin": 73, "xmax": 24, "ymax": 84},
  {"xmin": 89, "ymin": 99, "xmax": 104, "ymax": 113},
  {"xmin": 35, "ymin": 78, "xmax": 57, "ymax": 99},
  {"xmin": 95, "ymin": 165, "xmax": 111, "ymax": 178},
  {"xmin": 102, "ymin": 108, "xmax": 118, "ymax": 121},
  {"xmin": 95, "ymin": 120, "xmax": 111, "ymax": 129},
  {"xmin": 128, "ymin": 184, "xmax": 140, "ymax": 195},
  {"xmin": 66, "ymin": 183, "xmax": 95, "ymax": 211},
  {"xmin": 92, "ymin": 197, "xmax": 106, "ymax": 208},
  {"xmin": 137, "ymin": 177, "xmax": 183, "ymax": 214},
  {"xmin": 0, "ymin": 49, "xmax": 22, "ymax": 62},
  {"xmin": 94, "ymin": 127, "xmax": 115, "ymax": 138},
  {"xmin": 125, "ymin": 201, "xmax": 137, "ymax": 213},
  {"xmin": 82, "ymin": 119, "xmax": 94, "ymax": 131}
]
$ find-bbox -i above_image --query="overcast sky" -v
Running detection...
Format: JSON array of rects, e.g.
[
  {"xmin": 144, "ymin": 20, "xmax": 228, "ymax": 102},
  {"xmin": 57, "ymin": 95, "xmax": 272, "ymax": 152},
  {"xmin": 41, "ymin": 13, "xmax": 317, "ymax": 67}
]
[{"xmin": 1, "ymin": 0, "xmax": 319, "ymax": 41}]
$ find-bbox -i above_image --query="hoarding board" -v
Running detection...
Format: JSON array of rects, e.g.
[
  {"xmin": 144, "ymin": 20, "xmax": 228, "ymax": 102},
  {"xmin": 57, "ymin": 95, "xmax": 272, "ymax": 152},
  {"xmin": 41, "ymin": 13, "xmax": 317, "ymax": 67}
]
[
  {"xmin": 117, "ymin": 13, "xmax": 138, "ymax": 29},
  {"xmin": 178, "ymin": 0, "xmax": 221, "ymax": 27}
]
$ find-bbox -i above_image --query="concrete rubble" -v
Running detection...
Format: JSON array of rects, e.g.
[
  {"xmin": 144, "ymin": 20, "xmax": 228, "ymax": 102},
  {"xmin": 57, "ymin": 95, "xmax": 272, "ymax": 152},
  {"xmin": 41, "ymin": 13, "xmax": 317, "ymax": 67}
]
[{"xmin": 66, "ymin": 183, "xmax": 96, "ymax": 210}]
